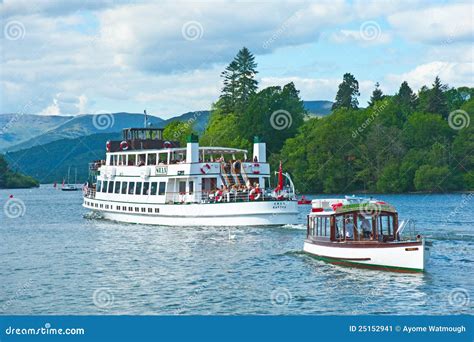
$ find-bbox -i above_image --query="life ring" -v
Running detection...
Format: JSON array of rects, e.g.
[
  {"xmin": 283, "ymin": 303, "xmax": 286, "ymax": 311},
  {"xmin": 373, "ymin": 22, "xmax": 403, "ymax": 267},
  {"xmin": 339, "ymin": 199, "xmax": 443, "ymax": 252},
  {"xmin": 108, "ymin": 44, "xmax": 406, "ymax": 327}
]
[
  {"xmin": 252, "ymin": 163, "xmax": 260, "ymax": 174},
  {"xmin": 106, "ymin": 141, "xmax": 111, "ymax": 152},
  {"xmin": 215, "ymin": 190, "xmax": 223, "ymax": 202},
  {"xmin": 200, "ymin": 163, "xmax": 211, "ymax": 174},
  {"xmin": 120, "ymin": 140, "xmax": 129, "ymax": 151},
  {"xmin": 249, "ymin": 188, "xmax": 261, "ymax": 200},
  {"xmin": 163, "ymin": 141, "xmax": 172, "ymax": 148}
]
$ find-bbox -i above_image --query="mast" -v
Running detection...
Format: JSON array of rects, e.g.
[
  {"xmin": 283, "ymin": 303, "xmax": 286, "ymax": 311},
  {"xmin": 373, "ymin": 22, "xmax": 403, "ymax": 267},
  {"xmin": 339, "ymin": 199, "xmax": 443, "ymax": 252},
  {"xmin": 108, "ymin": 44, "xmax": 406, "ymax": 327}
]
[{"xmin": 144, "ymin": 109, "xmax": 148, "ymax": 128}]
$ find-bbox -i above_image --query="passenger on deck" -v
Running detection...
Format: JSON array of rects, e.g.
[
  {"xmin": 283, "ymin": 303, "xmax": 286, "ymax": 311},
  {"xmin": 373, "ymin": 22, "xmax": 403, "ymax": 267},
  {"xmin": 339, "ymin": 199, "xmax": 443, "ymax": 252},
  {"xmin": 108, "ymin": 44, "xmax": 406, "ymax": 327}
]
[
  {"xmin": 360, "ymin": 217, "xmax": 372, "ymax": 239},
  {"xmin": 345, "ymin": 218, "xmax": 354, "ymax": 239},
  {"xmin": 253, "ymin": 156, "xmax": 258, "ymax": 162}
]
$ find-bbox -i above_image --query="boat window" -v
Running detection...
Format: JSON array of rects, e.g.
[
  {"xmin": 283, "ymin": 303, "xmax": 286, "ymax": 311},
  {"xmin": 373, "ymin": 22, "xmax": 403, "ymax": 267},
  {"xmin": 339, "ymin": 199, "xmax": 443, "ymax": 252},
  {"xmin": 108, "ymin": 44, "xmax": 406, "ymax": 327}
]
[
  {"xmin": 128, "ymin": 154, "xmax": 136, "ymax": 166},
  {"xmin": 136, "ymin": 182, "xmax": 143, "ymax": 195},
  {"xmin": 112, "ymin": 155, "xmax": 118, "ymax": 166},
  {"xmin": 143, "ymin": 182, "xmax": 150, "ymax": 195},
  {"xmin": 108, "ymin": 181, "xmax": 114, "ymax": 193},
  {"xmin": 138, "ymin": 154, "xmax": 146, "ymax": 166},
  {"xmin": 158, "ymin": 153, "xmax": 167, "ymax": 165},
  {"xmin": 97, "ymin": 180, "xmax": 102, "ymax": 192},
  {"xmin": 118, "ymin": 155, "xmax": 126, "ymax": 166},
  {"xmin": 179, "ymin": 181, "xmax": 186, "ymax": 194},
  {"xmin": 158, "ymin": 182, "xmax": 166, "ymax": 195},
  {"xmin": 147, "ymin": 153, "xmax": 157, "ymax": 165},
  {"xmin": 377, "ymin": 214, "xmax": 394, "ymax": 239},
  {"xmin": 335, "ymin": 216, "xmax": 344, "ymax": 239},
  {"xmin": 114, "ymin": 181, "xmax": 121, "ymax": 194},
  {"xmin": 357, "ymin": 214, "xmax": 374, "ymax": 240},
  {"xmin": 128, "ymin": 182, "xmax": 135, "ymax": 195},
  {"xmin": 121, "ymin": 181, "xmax": 127, "ymax": 194},
  {"xmin": 128, "ymin": 206, "xmax": 133, "ymax": 211},
  {"xmin": 102, "ymin": 181, "xmax": 108, "ymax": 193},
  {"xmin": 189, "ymin": 181, "xmax": 194, "ymax": 194},
  {"xmin": 150, "ymin": 182, "xmax": 158, "ymax": 195}
]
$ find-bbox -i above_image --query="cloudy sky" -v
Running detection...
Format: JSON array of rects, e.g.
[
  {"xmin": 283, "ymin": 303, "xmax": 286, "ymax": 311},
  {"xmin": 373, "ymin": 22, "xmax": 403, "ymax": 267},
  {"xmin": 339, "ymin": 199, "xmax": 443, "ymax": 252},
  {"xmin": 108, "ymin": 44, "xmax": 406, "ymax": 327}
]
[{"xmin": 1, "ymin": 0, "xmax": 473, "ymax": 118}]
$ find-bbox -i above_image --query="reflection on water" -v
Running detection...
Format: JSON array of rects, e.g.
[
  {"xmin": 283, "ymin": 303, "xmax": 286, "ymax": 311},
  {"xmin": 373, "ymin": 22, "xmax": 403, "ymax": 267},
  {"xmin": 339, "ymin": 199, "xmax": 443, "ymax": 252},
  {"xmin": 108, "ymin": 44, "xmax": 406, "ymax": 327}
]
[{"xmin": 0, "ymin": 187, "xmax": 473, "ymax": 314}]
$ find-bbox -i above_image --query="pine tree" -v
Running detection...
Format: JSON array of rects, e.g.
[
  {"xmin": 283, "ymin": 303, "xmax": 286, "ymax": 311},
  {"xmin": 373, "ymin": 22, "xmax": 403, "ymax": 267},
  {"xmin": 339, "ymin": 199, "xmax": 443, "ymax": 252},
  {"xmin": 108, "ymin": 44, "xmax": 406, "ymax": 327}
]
[
  {"xmin": 396, "ymin": 81, "xmax": 417, "ymax": 110},
  {"xmin": 218, "ymin": 47, "xmax": 258, "ymax": 114},
  {"xmin": 219, "ymin": 60, "xmax": 239, "ymax": 113},
  {"xmin": 332, "ymin": 73, "xmax": 360, "ymax": 110},
  {"xmin": 235, "ymin": 47, "xmax": 258, "ymax": 109},
  {"xmin": 426, "ymin": 76, "xmax": 449, "ymax": 118},
  {"xmin": 368, "ymin": 82, "xmax": 384, "ymax": 106}
]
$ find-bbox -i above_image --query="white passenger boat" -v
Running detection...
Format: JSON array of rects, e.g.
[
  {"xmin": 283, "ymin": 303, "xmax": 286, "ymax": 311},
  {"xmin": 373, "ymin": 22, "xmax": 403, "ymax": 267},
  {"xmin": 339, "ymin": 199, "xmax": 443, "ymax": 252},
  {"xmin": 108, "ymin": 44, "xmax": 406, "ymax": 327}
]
[
  {"xmin": 303, "ymin": 196, "xmax": 430, "ymax": 272},
  {"xmin": 83, "ymin": 127, "xmax": 298, "ymax": 226}
]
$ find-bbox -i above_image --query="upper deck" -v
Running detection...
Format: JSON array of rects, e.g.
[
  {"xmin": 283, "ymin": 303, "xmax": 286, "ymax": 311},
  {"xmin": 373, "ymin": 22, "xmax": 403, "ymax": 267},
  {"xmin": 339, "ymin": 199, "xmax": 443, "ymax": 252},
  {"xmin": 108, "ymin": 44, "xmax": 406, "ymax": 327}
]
[{"xmin": 107, "ymin": 127, "xmax": 180, "ymax": 152}]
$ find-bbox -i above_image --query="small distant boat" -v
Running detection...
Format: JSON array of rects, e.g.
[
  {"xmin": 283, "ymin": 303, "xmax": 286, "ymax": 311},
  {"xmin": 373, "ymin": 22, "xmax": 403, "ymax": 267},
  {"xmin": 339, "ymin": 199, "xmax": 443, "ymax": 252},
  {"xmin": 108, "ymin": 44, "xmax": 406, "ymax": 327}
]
[
  {"xmin": 303, "ymin": 196, "xmax": 430, "ymax": 273},
  {"xmin": 62, "ymin": 167, "xmax": 78, "ymax": 191},
  {"xmin": 297, "ymin": 195, "xmax": 311, "ymax": 205}
]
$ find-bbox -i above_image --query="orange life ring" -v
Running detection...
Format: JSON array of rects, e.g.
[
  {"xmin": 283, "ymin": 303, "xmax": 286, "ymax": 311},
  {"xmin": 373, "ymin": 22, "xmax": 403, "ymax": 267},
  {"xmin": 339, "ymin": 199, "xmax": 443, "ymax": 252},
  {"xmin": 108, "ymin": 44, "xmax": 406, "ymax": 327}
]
[{"xmin": 163, "ymin": 141, "xmax": 172, "ymax": 148}]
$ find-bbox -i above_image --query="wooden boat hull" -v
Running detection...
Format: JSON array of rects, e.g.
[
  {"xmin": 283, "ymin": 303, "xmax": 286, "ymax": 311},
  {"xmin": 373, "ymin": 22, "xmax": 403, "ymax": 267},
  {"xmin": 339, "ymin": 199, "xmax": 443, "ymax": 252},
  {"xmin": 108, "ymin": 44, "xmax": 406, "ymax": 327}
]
[{"xmin": 303, "ymin": 239, "xmax": 428, "ymax": 273}]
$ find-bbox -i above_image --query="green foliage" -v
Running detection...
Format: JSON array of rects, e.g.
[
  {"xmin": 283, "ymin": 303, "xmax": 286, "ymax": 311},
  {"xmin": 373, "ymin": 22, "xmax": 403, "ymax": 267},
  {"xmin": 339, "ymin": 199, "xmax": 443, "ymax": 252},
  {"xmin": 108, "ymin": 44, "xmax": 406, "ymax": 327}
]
[
  {"xmin": 368, "ymin": 82, "xmax": 384, "ymax": 106},
  {"xmin": 418, "ymin": 76, "xmax": 449, "ymax": 118},
  {"xmin": 0, "ymin": 154, "xmax": 39, "ymax": 188},
  {"xmin": 332, "ymin": 73, "xmax": 360, "ymax": 110},
  {"xmin": 280, "ymin": 88, "xmax": 473, "ymax": 193},
  {"xmin": 218, "ymin": 47, "xmax": 258, "ymax": 113},
  {"xmin": 163, "ymin": 121, "xmax": 195, "ymax": 146}
]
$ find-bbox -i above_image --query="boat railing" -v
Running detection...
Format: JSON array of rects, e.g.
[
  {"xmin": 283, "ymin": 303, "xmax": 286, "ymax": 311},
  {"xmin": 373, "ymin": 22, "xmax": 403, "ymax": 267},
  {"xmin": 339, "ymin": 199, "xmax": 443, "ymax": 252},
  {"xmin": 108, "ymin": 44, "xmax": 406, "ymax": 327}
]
[
  {"xmin": 161, "ymin": 189, "xmax": 293, "ymax": 204},
  {"xmin": 85, "ymin": 187, "xmax": 96, "ymax": 199}
]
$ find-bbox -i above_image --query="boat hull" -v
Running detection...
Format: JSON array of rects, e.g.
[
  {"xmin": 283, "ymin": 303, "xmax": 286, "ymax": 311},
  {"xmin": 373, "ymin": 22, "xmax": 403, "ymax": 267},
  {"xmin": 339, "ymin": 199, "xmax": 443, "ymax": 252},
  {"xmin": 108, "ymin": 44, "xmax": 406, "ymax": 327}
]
[
  {"xmin": 303, "ymin": 239, "xmax": 428, "ymax": 273},
  {"xmin": 83, "ymin": 198, "xmax": 298, "ymax": 226}
]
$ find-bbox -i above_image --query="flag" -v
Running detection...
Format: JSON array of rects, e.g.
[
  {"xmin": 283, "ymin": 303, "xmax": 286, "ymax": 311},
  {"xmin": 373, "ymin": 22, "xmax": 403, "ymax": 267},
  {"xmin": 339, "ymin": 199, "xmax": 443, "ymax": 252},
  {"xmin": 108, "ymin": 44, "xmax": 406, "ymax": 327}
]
[{"xmin": 275, "ymin": 161, "xmax": 283, "ymax": 192}]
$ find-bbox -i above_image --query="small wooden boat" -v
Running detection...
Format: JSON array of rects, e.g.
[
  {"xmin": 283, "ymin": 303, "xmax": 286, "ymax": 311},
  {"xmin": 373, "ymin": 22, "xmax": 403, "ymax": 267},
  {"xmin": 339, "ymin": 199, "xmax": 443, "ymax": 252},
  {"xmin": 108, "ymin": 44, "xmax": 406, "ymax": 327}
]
[
  {"xmin": 303, "ymin": 196, "xmax": 430, "ymax": 273},
  {"xmin": 298, "ymin": 196, "xmax": 311, "ymax": 205}
]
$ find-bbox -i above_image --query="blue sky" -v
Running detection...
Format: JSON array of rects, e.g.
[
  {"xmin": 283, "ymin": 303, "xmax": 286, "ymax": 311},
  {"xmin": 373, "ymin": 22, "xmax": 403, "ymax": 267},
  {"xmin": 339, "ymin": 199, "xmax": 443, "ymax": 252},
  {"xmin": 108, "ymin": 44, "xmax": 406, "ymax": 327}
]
[{"xmin": 0, "ymin": 0, "xmax": 472, "ymax": 118}]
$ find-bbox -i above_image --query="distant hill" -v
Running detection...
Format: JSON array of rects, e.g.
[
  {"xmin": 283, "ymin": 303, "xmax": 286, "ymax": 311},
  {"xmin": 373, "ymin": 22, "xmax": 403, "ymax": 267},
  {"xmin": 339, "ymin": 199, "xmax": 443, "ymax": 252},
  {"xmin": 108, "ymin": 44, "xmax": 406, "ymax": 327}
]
[
  {"xmin": 163, "ymin": 110, "xmax": 210, "ymax": 132},
  {"xmin": 0, "ymin": 114, "xmax": 71, "ymax": 151},
  {"xmin": 5, "ymin": 132, "xmax": 120, "ymax": 184},
  {"xmin": 1, "ymin": 112, "xmax": 164, "ymax": 153},
  {"xmin": 303, "ymin": 100, "xmax": 333, "ymax": 116}
]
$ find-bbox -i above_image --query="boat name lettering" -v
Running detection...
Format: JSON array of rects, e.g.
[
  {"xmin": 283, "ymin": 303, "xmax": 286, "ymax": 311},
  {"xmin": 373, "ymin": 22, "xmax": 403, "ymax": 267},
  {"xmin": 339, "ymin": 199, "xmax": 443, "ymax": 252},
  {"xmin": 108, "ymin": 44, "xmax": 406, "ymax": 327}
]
[
  {"xmin": 273, "ymin": 202, "xmax": 287, "ymax": 209},
  {"xmin": 156, "ymin": 166, "xmax": 168, "ymax": 174}
]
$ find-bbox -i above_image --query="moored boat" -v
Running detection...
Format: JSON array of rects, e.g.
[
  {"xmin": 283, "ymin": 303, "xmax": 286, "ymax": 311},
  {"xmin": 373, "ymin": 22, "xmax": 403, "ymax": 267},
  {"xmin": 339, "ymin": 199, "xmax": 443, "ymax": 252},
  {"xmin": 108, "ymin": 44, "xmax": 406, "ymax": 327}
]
[{"xmin": 303, "ymin": 196, "xmax": 430, "ymax": 272}]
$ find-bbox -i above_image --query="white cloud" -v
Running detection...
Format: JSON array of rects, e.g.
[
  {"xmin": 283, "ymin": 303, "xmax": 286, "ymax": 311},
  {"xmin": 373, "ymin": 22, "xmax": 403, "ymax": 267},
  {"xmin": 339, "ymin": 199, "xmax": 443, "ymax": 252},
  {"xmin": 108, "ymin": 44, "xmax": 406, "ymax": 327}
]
[
  {"xmin": 330, "ymin": 28, "xmax": 391, "ymax": 45},
  {"xmin": 388, "ymin": 3, "xmax": 474, "ymax": 44},
  {"xmin": 386, "ymin": 61, "xmax": 474, "ymax": 92}
]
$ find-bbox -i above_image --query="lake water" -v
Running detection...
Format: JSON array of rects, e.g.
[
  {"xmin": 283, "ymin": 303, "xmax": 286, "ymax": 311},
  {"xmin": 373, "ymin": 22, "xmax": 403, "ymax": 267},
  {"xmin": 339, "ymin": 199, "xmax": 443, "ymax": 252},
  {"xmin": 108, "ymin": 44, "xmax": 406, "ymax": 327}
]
[{"xmin": 1, "ymin": 186, "xmax": 473, "ymax": 315}]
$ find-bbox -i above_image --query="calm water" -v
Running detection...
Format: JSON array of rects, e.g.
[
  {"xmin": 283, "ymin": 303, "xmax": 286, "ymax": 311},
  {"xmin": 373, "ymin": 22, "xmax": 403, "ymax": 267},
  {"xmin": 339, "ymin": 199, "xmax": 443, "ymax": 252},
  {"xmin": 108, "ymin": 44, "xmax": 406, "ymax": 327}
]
[{"xmin": 1, "ymin": 186, "xmax": 473, "ymax": 315}]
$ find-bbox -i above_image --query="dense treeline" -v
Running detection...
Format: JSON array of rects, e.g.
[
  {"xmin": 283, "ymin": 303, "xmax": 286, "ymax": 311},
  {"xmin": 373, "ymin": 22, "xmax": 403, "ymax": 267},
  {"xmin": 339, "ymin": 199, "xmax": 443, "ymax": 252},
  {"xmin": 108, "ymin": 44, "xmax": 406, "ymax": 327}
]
[
  {"xmin": 166, "ymin": 47, "xmax": 474, "ymax": 193},
  {"xmin": 0, "ymin": 154, "xmax": 39, "ymax": 188}
]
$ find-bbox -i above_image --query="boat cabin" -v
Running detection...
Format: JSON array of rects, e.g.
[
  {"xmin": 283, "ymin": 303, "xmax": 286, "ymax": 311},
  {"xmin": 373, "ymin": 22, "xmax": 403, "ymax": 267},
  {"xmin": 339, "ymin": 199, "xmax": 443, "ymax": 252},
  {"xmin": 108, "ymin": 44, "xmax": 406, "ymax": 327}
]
[
  {"xmin": 106, "ymin": 128, "xmax": 179, "ymax": 152},
  {"xmin": 307, "ymin": 201, "xmax": 399, "ymax": 243}
]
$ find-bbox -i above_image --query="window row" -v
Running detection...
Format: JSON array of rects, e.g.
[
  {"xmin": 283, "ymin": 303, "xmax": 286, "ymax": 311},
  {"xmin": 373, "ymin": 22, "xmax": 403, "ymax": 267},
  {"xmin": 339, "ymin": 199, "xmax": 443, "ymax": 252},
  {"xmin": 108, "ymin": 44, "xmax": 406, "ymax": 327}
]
[
  {"xmin": 97, "ymin": 180, "xmax": 167, "ymax": 196},
  {"xmin": 84, "ymin": 201, "xmax": 160, "ymax": 214}
]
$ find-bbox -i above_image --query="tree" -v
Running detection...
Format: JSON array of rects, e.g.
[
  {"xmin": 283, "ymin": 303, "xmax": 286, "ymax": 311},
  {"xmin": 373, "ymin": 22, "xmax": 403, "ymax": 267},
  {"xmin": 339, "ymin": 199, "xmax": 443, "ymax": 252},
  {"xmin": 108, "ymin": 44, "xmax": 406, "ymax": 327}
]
[
  {"xmin": 235, "ymin": 47, "xmax": 258, "ymax": 110},
  {"xmin": 332, "ymin": 73, "xmax": 360, "ymax": 110},
  {"xmin": 368, "ymin": 82, "xmax": 384, "ymax": 106},
  {"xmin": 395, "ymin": 81, "xmax": 417, "ymax": 110},
  {"xmin": 217, "ymin": 47, "xmax": 258, "ymax": 114},
  {"xmin": 425, "ymin": 76, "xmax": 449, "ymax": 118},
  {"xmin": 218, "ymin": 60, "xmax": 239, "ymax": 113},
  {"xmin": 163, "ymin": 121, "xmax": 195, "ymax": 146}
]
